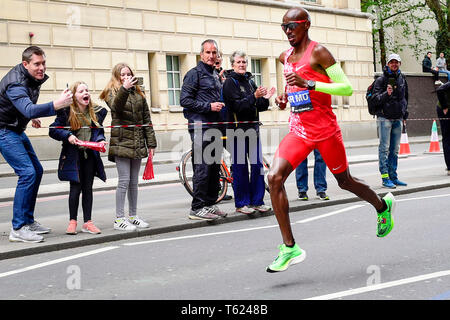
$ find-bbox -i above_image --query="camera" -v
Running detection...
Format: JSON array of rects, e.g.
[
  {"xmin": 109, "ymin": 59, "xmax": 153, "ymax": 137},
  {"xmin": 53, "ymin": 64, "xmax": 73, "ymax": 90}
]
[{"xmin": 136, "ymin": 77, "xmax": 144, "ymax": 86}]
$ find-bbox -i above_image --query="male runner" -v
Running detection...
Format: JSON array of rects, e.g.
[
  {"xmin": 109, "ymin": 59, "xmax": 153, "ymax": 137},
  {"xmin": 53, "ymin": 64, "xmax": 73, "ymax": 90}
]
[{"xmin": 266, "ymin": 7, "xmax": 395, "ymax": 273}]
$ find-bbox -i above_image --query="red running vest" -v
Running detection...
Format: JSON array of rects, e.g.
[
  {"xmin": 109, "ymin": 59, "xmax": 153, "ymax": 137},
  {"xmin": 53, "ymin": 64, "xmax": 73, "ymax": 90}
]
[{"xmin": 284, "ymin": 41, "xmax": 339, "ymax": 142}]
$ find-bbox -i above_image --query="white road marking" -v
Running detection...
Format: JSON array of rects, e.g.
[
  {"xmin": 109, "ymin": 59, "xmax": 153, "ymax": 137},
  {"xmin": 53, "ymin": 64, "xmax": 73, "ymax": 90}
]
[
  {"xmin": 123, "ymin": 224, "xmax": 279, "ymax": 246},
  {"xmin": 305, "ymin": 269, "xmax": 450, "ymax": 300},
  {"xmin": 0, "ymin": 246, "xmax": 119, "ymax": 279},
  {"xmin": 124, "ymin": 205, "xmax": 364, "ymax": 246},
  {"xmin": 295, "ymin": 205, "xmax": 365, "ymax": 224},
  {"xmin": 396, "ymin": 193, "xmax": 450, "ymax": 202}
]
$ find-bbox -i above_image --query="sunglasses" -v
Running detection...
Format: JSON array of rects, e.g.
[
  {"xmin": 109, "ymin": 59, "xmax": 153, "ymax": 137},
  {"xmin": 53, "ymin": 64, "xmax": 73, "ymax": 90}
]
[{"xmin": 281, "ymin": 20, "xmax": 307, "ymax": 32}]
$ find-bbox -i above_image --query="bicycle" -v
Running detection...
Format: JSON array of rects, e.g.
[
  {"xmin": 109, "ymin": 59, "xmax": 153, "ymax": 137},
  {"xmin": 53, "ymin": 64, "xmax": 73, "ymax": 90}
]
[{"xmin": 176, "ymin": 148, "xmax": 271, "ymax": 203}]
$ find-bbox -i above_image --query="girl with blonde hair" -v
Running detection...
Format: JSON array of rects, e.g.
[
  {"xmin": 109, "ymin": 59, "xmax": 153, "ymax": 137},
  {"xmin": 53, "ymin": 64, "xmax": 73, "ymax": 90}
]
[
  {"xmin": 49, "ymin": 81, "xmax": 107, "ymax": 235},
  {"xmin": 100, "ymin": 63, "xmax": 157, "ymax": 231}
]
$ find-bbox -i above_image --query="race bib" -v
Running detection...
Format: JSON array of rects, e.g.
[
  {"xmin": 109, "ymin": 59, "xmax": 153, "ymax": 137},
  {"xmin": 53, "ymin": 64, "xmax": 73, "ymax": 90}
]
[{"xmin": 288, "ymin": 90, "xmax": 313, "ymax": 113}]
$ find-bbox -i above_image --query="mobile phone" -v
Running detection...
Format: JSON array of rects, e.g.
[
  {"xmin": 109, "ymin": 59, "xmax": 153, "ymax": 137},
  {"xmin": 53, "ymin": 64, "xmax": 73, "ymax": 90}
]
[
  {"xmin": 136, "ymin": 77, "xmax": 144, "ymax": 86},
  {"xmin": 388, "ymin": 78, "xmax": 396, "ymax": 88}
]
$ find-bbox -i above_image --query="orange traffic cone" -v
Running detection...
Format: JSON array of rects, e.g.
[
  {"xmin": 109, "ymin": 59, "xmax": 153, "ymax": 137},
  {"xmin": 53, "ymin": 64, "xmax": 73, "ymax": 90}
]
[
  {"xmin": 399, "ymin": 126, "xmax": 411, "ymax": 155},
  {"xmin": 427, "ymin": 120, "xmax": 441, "ymax": 153}
]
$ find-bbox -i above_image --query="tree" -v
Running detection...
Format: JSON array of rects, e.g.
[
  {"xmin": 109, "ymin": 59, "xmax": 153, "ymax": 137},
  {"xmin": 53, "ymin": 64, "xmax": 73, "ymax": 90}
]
[{"xmin": 362, "ymin": 0, "xmax": 449, "ymax": 68}]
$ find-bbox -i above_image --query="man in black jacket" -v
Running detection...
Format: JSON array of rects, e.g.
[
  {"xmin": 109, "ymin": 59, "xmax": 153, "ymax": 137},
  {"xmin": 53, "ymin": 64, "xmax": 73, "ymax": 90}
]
[
  {"xmin": 436, "ymin": 81, "xmax": 450, "ymax": 174},
  {"xmin": 180, "ymin": 39, "xmax": 226, "ymax": 221},
  {"xmin": 0, "ymin": 46, "xmax": 72, "ymax": 243},
  {"xmin": 371, "ymin": 53, "xmax": 409, "ymax": 189},
  {"xmin": 422, "ymin": 51, "xmax": 442, "ymax": 85}
]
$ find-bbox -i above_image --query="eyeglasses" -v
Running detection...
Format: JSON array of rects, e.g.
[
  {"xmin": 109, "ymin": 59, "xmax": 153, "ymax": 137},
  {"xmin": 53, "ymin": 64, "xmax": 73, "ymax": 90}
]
[{"xmin": 281, "ymin": 20, "xmax": 307, "ymax": 32}]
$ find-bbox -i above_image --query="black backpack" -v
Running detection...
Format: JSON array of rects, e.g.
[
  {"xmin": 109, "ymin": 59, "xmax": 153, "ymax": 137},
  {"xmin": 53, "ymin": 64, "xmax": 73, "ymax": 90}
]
[
  {"xmin": 366, "ymin": 79, "xmax": 380, "ymax": 115},
  {"xmin": 366, "ymin": 76, "xmax": 390, "ymax": 115}
]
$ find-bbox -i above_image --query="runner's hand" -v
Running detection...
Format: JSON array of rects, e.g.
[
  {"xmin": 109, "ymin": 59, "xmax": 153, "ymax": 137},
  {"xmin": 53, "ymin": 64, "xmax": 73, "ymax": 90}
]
[
  {"xmin": 275, "ymin": 94, "xmax": 287, "ymax": 110},
  {"xmin": 284, "ymin": 72, "xmax": 307, "ymax": 88}
]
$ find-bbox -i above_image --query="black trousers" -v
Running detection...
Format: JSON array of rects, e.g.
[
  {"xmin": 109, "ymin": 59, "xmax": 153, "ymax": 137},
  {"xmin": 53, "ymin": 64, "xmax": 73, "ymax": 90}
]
[
  {"xmin": 69, "ymin": 149, "xmax": 95, "ymax": 222},
  {"xmin": 437, "ymin": 106, "xmax": 450, "ymax": 170},
  {"xmin": 190, "ymin": 129, "xmax": 222, "ymax": 211}
]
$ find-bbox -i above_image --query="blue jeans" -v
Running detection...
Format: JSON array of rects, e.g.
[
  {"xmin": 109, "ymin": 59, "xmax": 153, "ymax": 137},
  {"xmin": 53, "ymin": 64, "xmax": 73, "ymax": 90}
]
[
  {"xmin": 231, "ymin": 130, "xmax": 265, "ymax": 208},
  {"xmin": 377, "ymin": 117, "xmax": 402, "ymax": 181},
  {"xmin": 295, "ymin": 149, "xmax": 327, "ymax": 193},
  {"xmin": 0, "ymin": 129, "xmax": 43, "ymax": 230},
  {"xmin": 438, "ymin": 69, "xmax": 450, "ymax": 80}
]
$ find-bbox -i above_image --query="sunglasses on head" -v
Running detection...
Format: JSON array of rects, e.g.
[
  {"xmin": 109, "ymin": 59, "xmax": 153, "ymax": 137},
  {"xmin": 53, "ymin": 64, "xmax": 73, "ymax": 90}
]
[{"xmin": 281, "ymin": 20, "xmax": 307, "ymax": 31}]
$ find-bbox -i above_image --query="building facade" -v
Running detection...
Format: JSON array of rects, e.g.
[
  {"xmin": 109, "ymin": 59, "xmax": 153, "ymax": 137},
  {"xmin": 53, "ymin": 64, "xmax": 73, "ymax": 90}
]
[{"xmin": 0, "ymin": 0, "xmax": 375, "ymax": 155}]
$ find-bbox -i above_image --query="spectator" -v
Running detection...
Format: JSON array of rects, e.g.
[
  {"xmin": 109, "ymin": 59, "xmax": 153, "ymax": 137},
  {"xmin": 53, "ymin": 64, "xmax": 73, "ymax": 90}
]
[
  {"xmin": 436, "ymin": 81, "xmax": 450, "ymax": 175},
  {"xmin": 99, "ymin": 63, "xmax": 156, "ymax": 231},
  {"xmin": 436, "ymin": 52, "xmax": 450, "ymax": 81},
  {"xmin": 266, "ymin": 7, "xmax": 396, "ymax": 273},
  {"xmin": 422, "ymin": 51, "xmax": 442, "ymax": 85},
  {"xmin": 296, "ymin": 149, "xmax": 329, "ymax": 201},
  {"xmin": 49, "ymin": 81, "xmax": 107, "ymax": 235},
  {"xmin": 215, "ymin": 51, "xmax": 226, "ymax": 83},
  {"xmin": 0, "ymin": 46, "xmax": 73, "ymax": 243},
  {"xmin": 180, "ymin": 39, "xmax": 228, "ymax": 221},
  {"xmin": 371, "ymin": 53, "xmax": 409, "ymax": 188},
  {"xmin": 214, "ymin": 51, "xmax": 233, "ymax": 202},
  {"xmin": 222, "ymin": 50, "xmax": 273, "ymax": 214}
]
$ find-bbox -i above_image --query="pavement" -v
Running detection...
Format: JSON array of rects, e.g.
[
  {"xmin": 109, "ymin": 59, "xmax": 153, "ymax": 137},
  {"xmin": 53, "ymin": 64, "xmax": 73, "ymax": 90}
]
[{"xmin": 0, "ymin": 135, "xmax": 449, "ymax": 261}]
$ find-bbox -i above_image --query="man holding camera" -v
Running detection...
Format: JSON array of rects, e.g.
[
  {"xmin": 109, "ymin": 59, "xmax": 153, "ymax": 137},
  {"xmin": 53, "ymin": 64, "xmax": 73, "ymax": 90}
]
[
  {"xmin": 0, "ymin": 46, "xmax": 72, "ymax": 243},
  {"xmin": 371, "ymin": 53, "xmax": 409, "ymax": 189}
]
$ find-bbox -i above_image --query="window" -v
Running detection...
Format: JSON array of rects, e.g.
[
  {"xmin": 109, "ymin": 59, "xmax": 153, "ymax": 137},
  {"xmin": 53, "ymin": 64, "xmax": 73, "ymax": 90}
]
[
  {"xmin": 251, "ymin": 59, "xmax": 262, "ymax": 87},
  {"xmin": 166, "ymin": 55, "xmax": 181, "ymax": 106}
]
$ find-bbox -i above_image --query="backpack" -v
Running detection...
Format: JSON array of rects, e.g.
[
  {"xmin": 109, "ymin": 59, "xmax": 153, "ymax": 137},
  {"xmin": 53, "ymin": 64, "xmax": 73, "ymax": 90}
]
[
  {"xmin": 366, "ymin": 76, "xmax": 389, "ymax": 115},
  {"xmin": 366, "ymin": 79, "xmax": 380, "ymax": 115}
]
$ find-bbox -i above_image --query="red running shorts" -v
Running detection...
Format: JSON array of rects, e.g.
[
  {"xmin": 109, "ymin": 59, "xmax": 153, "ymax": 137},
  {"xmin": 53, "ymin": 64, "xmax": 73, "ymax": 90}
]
[{"xmin": 274, "ymin": 130, "xmax": 348, "ymax": 174}]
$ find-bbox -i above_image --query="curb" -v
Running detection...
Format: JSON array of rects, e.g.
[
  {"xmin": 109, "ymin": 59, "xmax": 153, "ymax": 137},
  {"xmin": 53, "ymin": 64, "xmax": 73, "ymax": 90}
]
[{"xmin": 1, "ymin": 180, "xmax": 449, "ymax": 261}]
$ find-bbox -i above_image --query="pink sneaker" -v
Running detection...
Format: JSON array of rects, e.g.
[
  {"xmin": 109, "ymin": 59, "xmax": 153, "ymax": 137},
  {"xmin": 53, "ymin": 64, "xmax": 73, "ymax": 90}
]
[
  {"xmin": 66, "ymin": 220, "xmax": 77, "ymax": 235},
  {"xmin": 81, "ymin": 221, "xmax": 101, "ymax": 234}
]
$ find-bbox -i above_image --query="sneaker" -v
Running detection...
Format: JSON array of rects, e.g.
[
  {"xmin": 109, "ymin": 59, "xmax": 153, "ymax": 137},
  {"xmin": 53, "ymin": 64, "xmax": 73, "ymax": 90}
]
[
  {"xmin": 266, "ymin": 243, "xmax": 306, "ymax": 273},
  {"xmin": 66, "ymin": 220, "xmax": 77, "ymax": 235},
  {"xmin": 317, "ymin": 192, "xmax": 330, "ymax": 200},
  {"xmin": 27, "ymin": 221, "xmax": 51, "ymax": 234},
  {"xmin": 223, "ymin": 195, "xmax": 233, "ymax": 201},
  {"xmin": 377, "ymin": 192, "xmax": 395, "ymax": 238},
  {"xmin": 114, "ymin": 218, "xmax": 137, "ymax": 231},
  {"xmin": 210, "ymin": 205, "xmax": 227, "ymax": 218},
  {"xmin": 382, "ymin": 178, "xmax": 396, "ymax": 189},
  {"xmin": 128, "ymin": 216, "xmax": 150, "ymax": 228},
  {"xmin": 435, "ymin": 80, "xmax": 443, "ymax": 86},
  {"xmin": 298, "ymin": 192, "xmax": 308, "ymax": 201},
  {"xmin": 9, "ymin": 226, "xmax": 44, "ymax": 243},
  {"xmin": 81, "ymin": 220, "xmax": 101, "ymax": 234},
  {"xmin": 236, "ymin": 205, "xmax": 256, "ymax": 214},
  {"xmin": 188, "ymin": 207, "xmax": 219, "ymax": 221},
  {"xmin": 253, "ymin": 204, "xmax": 271, "ymax": 212},
  {"xmin": 391, "ymin": 179, "xmax": 407, "ymax": 186}
]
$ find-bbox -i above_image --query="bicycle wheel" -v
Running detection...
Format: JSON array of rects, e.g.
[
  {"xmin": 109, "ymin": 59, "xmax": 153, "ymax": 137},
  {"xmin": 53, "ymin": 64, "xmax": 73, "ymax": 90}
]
[
  {"xmin": 178, "ymin": 149, "xmax": 229, "ymax": 203},
  {"xmin": 178, "ymin": 149, "xmax": 194, "ymax": 197},
  {"xmin": 216, "ymin": 162, "xmax": 229, "ymax": 203},
  {"xmin": 262, "ymin": 155, "xmax": 271, "ymax": 193}
]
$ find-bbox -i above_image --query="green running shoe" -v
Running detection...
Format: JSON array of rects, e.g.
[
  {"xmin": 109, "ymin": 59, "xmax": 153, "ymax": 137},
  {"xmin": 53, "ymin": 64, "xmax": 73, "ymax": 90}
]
[
  {"xmin": 266, "ymin": 243, "xmax": 306, "ymax": 273},
  {"xmin": 377, "ymin": 192, "xmax": 395, "ymax": 237}
]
